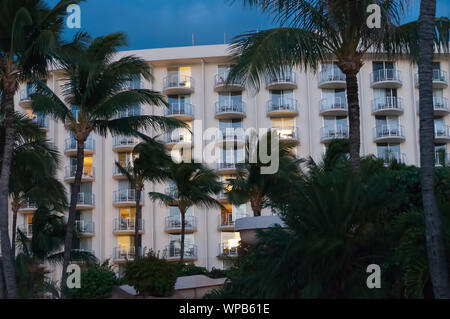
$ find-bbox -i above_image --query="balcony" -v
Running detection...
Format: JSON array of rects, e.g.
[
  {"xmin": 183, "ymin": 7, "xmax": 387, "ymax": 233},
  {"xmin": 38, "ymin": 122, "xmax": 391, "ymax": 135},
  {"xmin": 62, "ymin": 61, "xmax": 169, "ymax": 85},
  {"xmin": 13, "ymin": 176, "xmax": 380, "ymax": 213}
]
[
  {"xmin": 163, "ymin": 245, "xmax": 198, "ymax": 262},
  {"xmin": 370, "ymin": 69, "xmax": 402, "ymax": 88},
  {"xmin": 19, "ymin": 88, "xmax": 35, "ymax": 108},
  {"xmin": 435, "ymin": 126, "xmax": 450, "ymax": 143},
  {"xmin": 265, "ymin": 72, "xmax": 297, "ymax": 90},
  {"xmin": 217, "ymin": 215, "xmax": 235, "ymax": 232},
  {"xmin": 18, "ymin": 201, "xmax": 37, "ymax": 213},
  {"xmin": 164, "ymin": 216, "xmax": 197, "ymax": 234},
  {"xmin": 318, "ymin": 68, "xmax": 346, "ymax": 89},
  {"xmin": 214, "ymin": 73, "xmax": 244, "ymax": 92},
  {"xmin": 216, "ymin": 191, "xmax": 228, "ymax": 204},
  {"xmin": 215, "ymin": 101, "xmax": 246, "ymax": 120},
  {"xmin": 216, "ymin": 129, "xmax": 246, "ymax": 148},
  {"xmin": 218, "ymin": 244, "xmax": 239, "ymax": 259},
  {"xmin": 320, "ymin": 126, "xmax": 349, "ymax": 143},
  {"xmin": 165, "ymin": 102, "xmax": 194, "ymax": 121},
  {"xmin": 267, "ymin": 98, "xmax": 298, "ymax": 118},
  {"xmin": 76, "ymin": 192, "xmax": 95, "ymax": 210},
  {"xmin": 416, "ymin": 97, "xmax": 449, "ymax": 116},
  {"xmin": 113, "ymin": 218, "xmax": 144, "ymax": 235},
  {"xmin": 75, "ymin": 220, "xmax": 95, "ymax": 237},
  {"xmin": 112, "ymin": 162, "xmax": 133, "ymax": 180},
  {"xmin": 32, "ymin": 116, "xmax": 48, "ymax": 130},
  {"xmin": 435, "ymin": 152, "xmax": 450, "ymax": 166},
  {"xmin": 165, "ymin": 130, "xmax": 193, "ymax": 149},
  {"xmin": 113, "ymin": 247, "xmax": 143, "ymax": 263},
  {"xmin": 116, "ymin": 106, "xmax": 142, "ymax": 119},
  {"xmin": 371, "ymin": 97, "xmax": 404, "ymax": 116},
  {"xmin": 18, "ymin": 225, "xmax": 33, "ymax": 238},
  {"xmin": 112, "ymin": 135, "xmax": 140, "ymax": 152},
  {"xmin": 319, "ymin": 97, "xmax": 348, "ymax": 116},
  {"xmin": 377, "ymin": 152, "xmax": 407, "ymax": 165},
  {"xmin": 217, "ymin": 162, "xmax": 238, "ymax": 174},
  {"xmin": 113, "ymin": 189, "xmax": 144, "ymax": 208},
  {"xmin": 273, "ymin": 127, "xmax": 300, "ymax": 144},
  {"xmin": 64, "ymin": 166, "xmax": 95, "ymax": 183},
  {"xmin": 163, "ymin": 75, "xmax": 194, "ymax": 95},
  {"xmin": 415, "ymin": 70, "xmax": 448, "ymax": 89},
  {"xmin": 373, "ymin": 125, "xmax": 405, "ymax": 143},
  {"xmin": 64, "ymin": 139, "xmax": 95, "ymax": 156}
]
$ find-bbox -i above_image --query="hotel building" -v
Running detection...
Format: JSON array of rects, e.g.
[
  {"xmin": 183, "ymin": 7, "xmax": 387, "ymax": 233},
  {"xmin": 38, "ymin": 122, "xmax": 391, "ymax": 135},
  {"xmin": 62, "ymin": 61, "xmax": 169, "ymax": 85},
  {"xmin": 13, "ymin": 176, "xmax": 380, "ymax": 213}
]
[{"xmin": 10, "ymin": 44, "xmax": 450, "ymax": 276}]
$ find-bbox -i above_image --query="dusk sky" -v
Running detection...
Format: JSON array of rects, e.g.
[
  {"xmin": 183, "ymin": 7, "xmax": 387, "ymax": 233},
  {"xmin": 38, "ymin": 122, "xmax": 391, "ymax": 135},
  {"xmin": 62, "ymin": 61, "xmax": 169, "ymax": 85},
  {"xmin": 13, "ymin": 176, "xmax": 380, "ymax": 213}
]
[{"xmin": 49, "ymin": 0, "xmax": 450, "ymax": 51}]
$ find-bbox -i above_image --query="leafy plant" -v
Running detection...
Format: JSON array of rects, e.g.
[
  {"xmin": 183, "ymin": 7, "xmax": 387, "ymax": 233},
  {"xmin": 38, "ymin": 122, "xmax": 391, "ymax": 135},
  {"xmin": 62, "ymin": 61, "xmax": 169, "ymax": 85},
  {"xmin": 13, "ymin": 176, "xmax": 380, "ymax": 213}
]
[
  {"xmin": 123, "ymin": 251, "xmax": 177, "ymax": 297},
  {"xmin": 71, "ymin": 261, "xmax": 117, "ymax": 299}
]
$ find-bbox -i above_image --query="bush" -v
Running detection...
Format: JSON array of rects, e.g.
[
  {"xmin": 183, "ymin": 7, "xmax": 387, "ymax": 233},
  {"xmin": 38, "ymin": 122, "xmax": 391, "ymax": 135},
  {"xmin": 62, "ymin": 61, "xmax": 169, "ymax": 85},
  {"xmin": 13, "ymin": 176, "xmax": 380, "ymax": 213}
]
[
  {"xmin": 71, "ymin": 261, "xmax": 116, "ymax": 299},
  {"xmin": 123, "ymin": 251, "xmax": 177, "ymax": 297},
  {"xmin": 177, "ymin": 263, "xmax": 209, "ymax": 277}
]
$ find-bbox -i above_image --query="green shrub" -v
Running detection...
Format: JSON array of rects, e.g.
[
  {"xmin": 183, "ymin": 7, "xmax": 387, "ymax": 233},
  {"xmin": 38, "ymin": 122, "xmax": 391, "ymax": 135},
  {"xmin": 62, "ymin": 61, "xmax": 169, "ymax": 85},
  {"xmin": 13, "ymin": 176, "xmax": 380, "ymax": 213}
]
[
  {"xmin": 71, "ymin": 261, "xmax": 116, "ymax": 299},
  {"xmin": 123, "ymin": 251, "xmax": 177, "ymax": 297},
  {"xmin": 177, "ymin": 263, "xmax": 209, "ymax": 277}
]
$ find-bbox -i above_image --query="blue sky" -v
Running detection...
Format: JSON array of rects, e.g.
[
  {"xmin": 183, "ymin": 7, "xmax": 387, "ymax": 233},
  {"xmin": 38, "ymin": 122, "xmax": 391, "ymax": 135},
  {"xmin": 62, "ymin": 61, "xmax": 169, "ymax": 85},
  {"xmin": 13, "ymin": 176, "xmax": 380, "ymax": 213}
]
[{"xmin": 49, "ymin": 0, "xmax": 450, "ymax": 50}]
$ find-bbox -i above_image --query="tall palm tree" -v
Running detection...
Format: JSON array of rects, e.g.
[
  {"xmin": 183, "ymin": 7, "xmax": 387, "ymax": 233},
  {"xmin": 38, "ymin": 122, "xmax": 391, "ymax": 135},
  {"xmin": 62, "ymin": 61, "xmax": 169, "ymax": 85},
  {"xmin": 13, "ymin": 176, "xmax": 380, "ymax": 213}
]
[
  {"xmin": 229, "ymin": 0, "xmax": 414, "ymax": 174},
  {"xmin": 3, "ymin": 114, "xmax": 67, "ymax": 258},
  {"xmin": 114, "ymin": 133, "xmax": 171, "ymax": 259},
  {"xmin": 31, "ymin": 32, "xmax": 183, "ymax": 295},
  {"xmin": 0, "ymin": 0, "xmax": 81, "ymax": 299},
  {"xmin": 416, "ymin": 0, "xmax": 450, "ymax": 298},
  {"xmin": 149, "ymin": 162, "xmax": 223, "ymax": 264},
  {"xmin": 226, "ymin": 132, "xmax": 301, "ymax": 216}
]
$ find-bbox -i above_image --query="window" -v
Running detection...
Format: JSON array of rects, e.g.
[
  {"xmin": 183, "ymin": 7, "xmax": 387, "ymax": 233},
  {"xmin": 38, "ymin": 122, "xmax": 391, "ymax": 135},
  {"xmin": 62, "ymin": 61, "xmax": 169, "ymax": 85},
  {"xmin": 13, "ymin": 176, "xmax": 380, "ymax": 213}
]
[
  {"xmin": 218, "ymin": 92, "xmax": 242, "ymax": 110},
  {"xmin": 375, "ymin": 115, "xmax": 399, "ymax": 129},
  {"xmin": 434, "ymin": 117, "xmax": 446, "ymax": 133},
  {"xmin": 324, "ymin": 116, "xmax": 348, "ymax": 131},
  {"xmin": 168, "ymin": 234, "xmax": 195, "ymax": 254},
  {"xmin": 270, "ymin": 90, "xmax": 294, "ymax": 109},
  {"xmin": 322, "ymin": 88, "xmax": 346, "ymax": 105},
  {"xmin": 220, "ymin": 148, "xmax": 245, "ymax": 164},
  {"xmin": 167, "ymin": 66, "xmax": 192, "ymax": 88},
  {"xmin": 373, "ymin": 61, "xmax": 395, "ymax": 71}
]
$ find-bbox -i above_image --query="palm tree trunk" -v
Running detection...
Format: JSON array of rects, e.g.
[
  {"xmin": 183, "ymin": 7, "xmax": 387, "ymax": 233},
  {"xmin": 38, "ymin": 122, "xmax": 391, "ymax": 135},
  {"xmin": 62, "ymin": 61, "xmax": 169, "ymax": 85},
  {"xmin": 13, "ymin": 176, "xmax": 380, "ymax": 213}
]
[
  {"xmin": 418, "ymin": 0, "xmax": 450, "ymax": 299},
  {"xmin": 179, "ymin": 208, "xmax": 186, "ymax": 264},
  {"xmin": 10, "ymin": 203, "xmax": 19, "ymax": 258},
  {"xmin": 134, "ymin": 184, "xmax": 142, "ymax": 259},
  {"xmin": 60, "ymin": 140, "xmax": 85, "ymax": 298},
  {"xmin": 344, "ymin": 72, "xmax": 361, "ymax": 174},
  {"xmin": 0, "ymin": 84, "xmax": 19, "ymax": 299}
]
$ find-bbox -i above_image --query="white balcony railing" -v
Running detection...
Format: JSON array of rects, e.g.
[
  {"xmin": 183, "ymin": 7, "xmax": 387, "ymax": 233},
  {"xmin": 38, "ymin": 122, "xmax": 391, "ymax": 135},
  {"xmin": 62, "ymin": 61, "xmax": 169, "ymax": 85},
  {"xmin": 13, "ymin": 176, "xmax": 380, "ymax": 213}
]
[
  {"xmin": 113, "ymin": 218, "xmax": 144, "ymax": 232},
  {"xmin": 267, "ymin": 98, "xmax": 298, "ymax": 113},
  {"xmin": 370, "ymin": 69, "xmax": 402, "ymax": 85},
  {"xmin": 76, "ymin": 193, "xmax": 95, "ymax": 206},
  {"xmin": 373, "ymin": 125, "xmax": 405, "ymax": 139},
  {"xmin": 113, "ymin": 189, "xmax": 143, "ymax": 204},
  {"xmin": 214, "ymin": 72, "xmax": 244, "ymax": 88},
  {"xmin": 320, "ymin": 126, "xmax": 349, "ymax": 141},
  {"xmin": 18, "ymin": 224, "xmax": 33, "ymax": 237},
  {"xmin": 163, "ymin": 244, "xmax": 198, "ymax": 260},
  {"xmin": 319, "ymin": 97, "xmax": 348, "ymax": 113},
  {"xmin": 265, "ymin": 71, "xmax": 296, "ymax": 87},
  {"xmin": 165, "ymin": 102, "xmax": 194, "ymax": 117},
  {"xmin": 215, "ymin": 101, "xmax": 246, "ymax": 115},
  {"xmin": 164, "ymin": 216, "xmax": 197, "ymax": 231},
  {"xmin": 64, "ymin": 166, "xmax": 95, "ymax": 180},
  {"xmin": 319, "ymin": 67, "xmax": 346, "ymax": 84},
  {"xmin": 75, "ymin": 220, "xmax": 95, "ymax": 234},
  {"xmin": 371, "ymin": 97, "xmax": 404, "ymax": 113},
  {"xmin": 218, "ymin": 243, "xmax": 239, "ymax": 258},
  {"xmin": 377, "ymin": 152, "xmax": 406, "ymax": 165},
  {"xmin": 113, "ymin": 247, "xmax": 144, "ymax": 261},
  {"xmin": 435, "ymin": 126, "xmax": 450, "ymax": 139},
  {"xmin": 272, "ymin": 126, "xmax": 299, "ymax": 141},
  {"xmin": 163, "ymin": 75, "xmax": 194, "ymax": 91},
  {"xmin": 64, "ymin": 139, "xmax": 95, "ymax": 152}
]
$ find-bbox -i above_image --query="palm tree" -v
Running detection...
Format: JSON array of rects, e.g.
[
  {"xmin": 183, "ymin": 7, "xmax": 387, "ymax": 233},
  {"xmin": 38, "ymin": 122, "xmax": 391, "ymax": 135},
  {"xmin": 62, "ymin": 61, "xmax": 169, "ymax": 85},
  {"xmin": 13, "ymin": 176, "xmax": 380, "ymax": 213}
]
[
  {"xmin": 226, "ymin": 132, "xmax": 301, "ymax": 216},
  {"xmin": 416, "ymin": 0, "xmax": 450, "ymax": 298},
  {"xmin": 0, "ymin": 0, "xmax": 80, "ymax": 299},
  {"xmin": 114, "ymin": 134, "xmax": 171, "ymax": 259},
  {"xmin": 3, "ymin": 114, "xmax": 67, "ymax": 258},
  {"xmin": 228, "ymin": 0, "xmax": 423, "ymax": 174},
  {"xmin": 31, "ymin": 32, "xmax": 183, "ymax": 295},
  {"xmin": 149, "ymin": 162, "xmax": 223, "ymax": 264}
]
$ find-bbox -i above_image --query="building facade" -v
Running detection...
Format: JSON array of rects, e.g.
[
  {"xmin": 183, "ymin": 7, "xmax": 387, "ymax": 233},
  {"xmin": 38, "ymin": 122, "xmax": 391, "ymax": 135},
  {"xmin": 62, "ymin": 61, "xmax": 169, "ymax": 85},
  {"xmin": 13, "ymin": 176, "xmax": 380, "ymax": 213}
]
[{"xmin": 10, "ymin": 44, "xmax": 450, "ymax": 276}]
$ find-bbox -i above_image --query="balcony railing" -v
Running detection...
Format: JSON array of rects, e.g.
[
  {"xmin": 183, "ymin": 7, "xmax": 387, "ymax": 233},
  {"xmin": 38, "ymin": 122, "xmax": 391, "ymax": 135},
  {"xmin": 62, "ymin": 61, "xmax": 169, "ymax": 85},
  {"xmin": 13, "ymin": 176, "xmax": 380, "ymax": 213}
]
[
  {"xmin": 267, "ymin": 98, "xmax": 298, "ymax": 113},
  {"xmin": 19, "ymin": 201, "xmax": 37, "ymax": 211},
  {"xmin": 272, "ymin": 126, "xmax": 299, "ymax": 141},
  {"xmin": 75, "ymin": 220, "xmax": 95, "ymax": 234},
  {"xmin": 113, "ymin": 135, "xmax": 140, "ymax": 148},
  {"xmin": 435, "ymin": 152, "xmax": 450, "ymax": 166},
  {"xmin": 18, "ymin": 224, "xmax": 33, "ymax": 237},
  {"xmin": 116, "ymin": 106, "xmax": 142, "ymax": 118},
  {"xmin": 165, "ymin": 130, "xmax": 192, "ymax": 144},
  {"xmin": 371, "ymin": 97, "xmax": 404, "ymax": 113},
  {"xmin": 214, "ymin": 72, "xmax": 244, "ymax": 88},
  {"xmin": 377, "ymin": 152, "xmax": 406, "ymax": 165},
  {"xmin": 265, "ymin": 71, "xmax": 296, "ymax": 87},
  {"xmin": 20, "ymin": 87, "xmax": 35, "ymax": 101},
  {"xmin": 217, "ymin": 162, "xmax": 238, "ymax": 171},
  {"xmin": 320, "ymin": 126, "xmax": 349, "ymax": 141},
  {"xmin": 113, "ymin": 218, "xmax": 144, "ymax": 232},
  {"xmin": 373, "ymin": 125, "xmax": 405, "ymax": 139},
  {"xmin": 76, "ymin": 193, "xmax": 95, "ymax": 206},
  {"xmin": 435, "ymin": 126, "xmax": 450, "ymax": 139},
  {"xmin": 417, "ymin": 70, "xmax": 449, "ymax": 86},
  {"xmin": 164, "ymin": 216, "xmax": 197, "ymax": 232},
  {"xmin": 165, "ymin": 102, "xmax": 194, "ymax": 117},
  {"xmin": 217, "ymin": 129, "xmax": 246, "ymax": 143},
  {"xmin": 32, "ymin": 116, "xmax": 48, "ymax": 129},
  {"xmin": 215, "ymin": 101, "xmax": 246, "ymax": 115},
  {"xmin": 64, "ymin": 139, "xmax": 95, "ymax": 153},
  {"xmin": 218, "ymin": 243, "xmax": 239, "ymax": 258},
  {"xmin": 113, "ymin": 189, "xmax": 143, "ymax": 204},
  {"xmin": 432, "ymin": 97, "xmax": 449, "ymax": 111},
  {"xmin": 319, "ymin": 68, "xmax": 346, "ymax": 84},
  {"xmin": 370, "ymin": 69, "xmax": 401, "ymax": 85},
  {"xmin": 113, "ymin": 247, "xmax": 144, "ymax": 261},
  {"xmin": 163, "ymin": 75, "xmax": 194, "ymax": 91},
  {"xmin": 113, "ymin": 161, "xmax": 133, "ymax": 176},
  {"xmin": 163, "ymin": 244, "xmax": 198, "ymax": 260},
  {"xmin": 319, "ymin": 97, "xmax": 348, "ymax": 113},
  {"xmin": 64, "ymin": 166, "xmax": 95, "ymax": 180}
]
